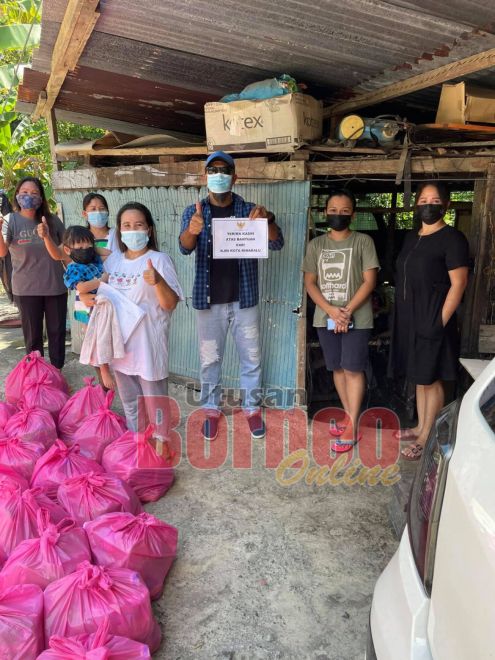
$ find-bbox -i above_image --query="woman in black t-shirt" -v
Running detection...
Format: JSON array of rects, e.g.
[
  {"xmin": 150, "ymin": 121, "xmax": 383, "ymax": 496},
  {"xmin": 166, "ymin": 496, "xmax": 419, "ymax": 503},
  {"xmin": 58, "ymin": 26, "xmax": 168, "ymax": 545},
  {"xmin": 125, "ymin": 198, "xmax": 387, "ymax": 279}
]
[{"xmin": 390, "ymin": 181, "xmax": 469, "ymax": 460}]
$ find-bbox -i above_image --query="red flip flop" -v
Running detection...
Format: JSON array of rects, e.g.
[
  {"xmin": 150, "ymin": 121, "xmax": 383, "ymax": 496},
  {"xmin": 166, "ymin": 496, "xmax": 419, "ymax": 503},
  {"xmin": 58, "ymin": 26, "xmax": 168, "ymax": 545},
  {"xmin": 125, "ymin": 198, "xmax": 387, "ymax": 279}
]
[
  {"xmin": 329, "ymin": 422, "xmax": 346, "ymax": 437},
  {"xmin": 332, "ymin": 434, "xmax": 362, "ymax": 453}
]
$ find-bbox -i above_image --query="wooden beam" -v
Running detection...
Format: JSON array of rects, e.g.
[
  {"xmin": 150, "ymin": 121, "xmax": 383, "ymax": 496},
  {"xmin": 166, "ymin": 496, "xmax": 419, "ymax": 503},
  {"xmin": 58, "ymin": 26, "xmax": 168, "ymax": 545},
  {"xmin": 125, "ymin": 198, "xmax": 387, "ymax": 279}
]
[
  {"xmin": 309, "ymin": 155, "xmax": 495, "ymax": 176},
  {"xmin": 324, "ymin": 47, "xmax": 495, "ymax": 118},
  {"xmin": 32, "ymin": 0, "xmax": 100, "ymax": 121},
  {"xmin": 46, "ymin": 108, "xmax": 61, "ymax": 171},
  {"xmin": 308, "ymin": 145, "xmax": 386, "ymax": 155},
  {"xmin": 51, "ymin": 160, "xmax": 306, "ymax": 191},
  {"xmin": 56, "ymin": 145, "xmax": 209, "ymax": 158},
  {"xmin": 461, "ymin": 166, "xmax": 495, "ymax": 356},
  {"xmin": 312, "ymin": 202, "xmax": 472, "ymax": 213},
  {"xmin": 478, "ymin": 326, "xmax": 495, "ymax": 354},
  {"xmin": 56, "ymin": 144, "xmax": 391, "ymax": 159}
]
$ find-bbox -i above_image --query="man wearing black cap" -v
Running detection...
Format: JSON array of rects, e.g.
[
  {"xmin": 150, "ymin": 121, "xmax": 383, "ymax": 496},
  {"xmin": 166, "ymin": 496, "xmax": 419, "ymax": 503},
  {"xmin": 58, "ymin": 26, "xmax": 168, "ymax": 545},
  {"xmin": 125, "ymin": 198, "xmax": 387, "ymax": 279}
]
[{"xmin": 179, "ymin": 151, "xmax": 284, "ymax": 441}]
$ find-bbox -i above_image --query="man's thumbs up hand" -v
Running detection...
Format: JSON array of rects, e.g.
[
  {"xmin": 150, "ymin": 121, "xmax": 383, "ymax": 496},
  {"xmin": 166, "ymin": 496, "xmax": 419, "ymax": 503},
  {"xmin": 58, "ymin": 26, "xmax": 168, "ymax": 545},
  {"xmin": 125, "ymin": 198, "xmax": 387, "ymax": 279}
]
[{"xmin": 188, "ymin": 202, "xmax": 204, "ymax": 236}]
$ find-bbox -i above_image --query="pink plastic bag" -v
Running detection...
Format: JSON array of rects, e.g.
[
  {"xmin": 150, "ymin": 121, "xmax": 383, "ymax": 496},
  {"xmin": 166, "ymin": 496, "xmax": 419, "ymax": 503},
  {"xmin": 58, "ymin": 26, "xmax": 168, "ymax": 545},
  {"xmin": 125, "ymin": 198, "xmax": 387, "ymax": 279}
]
[
  {"xmin": 71, "ymin": 391, "xmax": 127, "ymax": 461},
  {"xmin": 19, "ymin": 373, "xmax": 69, "ymax": 424},
  {"xmin": 0, "ymin": 465, "xmax": 28, "ymax": 492},
  {"xmin": 85, "ymin": 511, "xmax": 178, "ymax": 600},
  {"xmin": 0, "ymin": 434, "xmax": 45, "ymax": 480},
  {"xmin": 5, "ymin": 405, "xmax": 58, "ymax": 448},
  {"xmin": 0, "ymin": 487, "xmax": 42, "ymax": 558},
  {"xmin": 0, "ymin": 401, "xmax": 16, "ymax": 430},
  {"xmin": 39, "ymin": 618, "xmax": 151, "ymax": 659},
  {"xmin": 58, "ymin": 377, "xmax": 106, "ymax": 444},
  {"xmin": 102, "ymin": 425, "xmax": 174, "ymax": 502},
  {"xmin": 5, "ymin": 350, "xmax": 68, "ymax": 404},
  {"xmin": 58, "ymin": 472, "xmax": 142, "ymax": 525},
  {"xmin": 31, "ymin": 440, "xmax": 104, "ymax": 500},
  {"xmin": 0, "ymin": 510, "xmax": 91, "ymax": 591},
  {"xmin": 0, "ymin": 584, "xmax": 44, "ymax": 659},
  {"xmin": 27, "ymin": 486, "xmax": 69, "ymax": 524},
  {"xmin": 44, "ymin": 561, "xmax": 161, "ymax": 652}
]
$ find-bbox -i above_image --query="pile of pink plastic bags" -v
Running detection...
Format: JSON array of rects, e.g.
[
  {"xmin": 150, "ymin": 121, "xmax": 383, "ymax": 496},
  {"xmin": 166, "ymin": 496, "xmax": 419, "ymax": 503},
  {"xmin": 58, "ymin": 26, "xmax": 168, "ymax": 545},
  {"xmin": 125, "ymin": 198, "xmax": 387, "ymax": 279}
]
[{"xmin": 0, "ymin": 351, "xmax": 178, "ymax": 658}]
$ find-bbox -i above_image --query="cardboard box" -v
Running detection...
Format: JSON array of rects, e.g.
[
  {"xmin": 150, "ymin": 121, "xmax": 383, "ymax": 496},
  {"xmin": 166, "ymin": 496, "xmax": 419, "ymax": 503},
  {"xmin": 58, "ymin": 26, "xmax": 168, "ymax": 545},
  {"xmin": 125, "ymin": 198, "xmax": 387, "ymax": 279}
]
[
  {"xmin": 205, "ymin": 93, "xmax": 322, "ymax": 152},
  {"xmin": 435, "ymin": 82, "xmax": 495, "ymax": 125}
]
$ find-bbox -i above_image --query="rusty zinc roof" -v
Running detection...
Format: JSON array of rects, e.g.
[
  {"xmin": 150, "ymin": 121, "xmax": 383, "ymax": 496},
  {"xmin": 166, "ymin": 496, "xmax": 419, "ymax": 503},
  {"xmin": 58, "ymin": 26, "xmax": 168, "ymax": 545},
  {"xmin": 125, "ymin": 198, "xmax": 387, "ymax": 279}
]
[{"xmin": 16, "ymin": 0, "xmax": 495, "ymax": 135}]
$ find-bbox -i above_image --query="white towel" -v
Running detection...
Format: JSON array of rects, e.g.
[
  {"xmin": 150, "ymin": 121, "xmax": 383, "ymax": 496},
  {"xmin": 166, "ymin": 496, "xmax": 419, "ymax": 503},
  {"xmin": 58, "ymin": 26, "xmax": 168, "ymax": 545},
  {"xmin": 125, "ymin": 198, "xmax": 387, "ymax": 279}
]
[
  {"xmin": 80, "ymin": 295, "xmax": 125, "ymax": 366},
  {"xmin": 97, "ymin": 281, "xmax": 145, "ymax": 343}
]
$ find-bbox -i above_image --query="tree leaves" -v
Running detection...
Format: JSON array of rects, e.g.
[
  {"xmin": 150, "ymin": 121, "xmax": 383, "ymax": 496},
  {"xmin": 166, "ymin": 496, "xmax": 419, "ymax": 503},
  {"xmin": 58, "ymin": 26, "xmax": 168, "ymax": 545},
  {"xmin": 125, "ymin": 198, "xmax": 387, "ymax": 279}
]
[{"xmin": 0, "ymin": 24, "xmax": 40, "ymax": 50}]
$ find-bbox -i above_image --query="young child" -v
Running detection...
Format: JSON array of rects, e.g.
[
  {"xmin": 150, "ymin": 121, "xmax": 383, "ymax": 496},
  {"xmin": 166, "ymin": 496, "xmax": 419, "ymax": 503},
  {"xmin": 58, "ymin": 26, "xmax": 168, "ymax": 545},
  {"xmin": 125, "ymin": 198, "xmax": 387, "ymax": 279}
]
[{"xmin": 61, "ymin": 225, "xmax": 115, "ymax": 390}]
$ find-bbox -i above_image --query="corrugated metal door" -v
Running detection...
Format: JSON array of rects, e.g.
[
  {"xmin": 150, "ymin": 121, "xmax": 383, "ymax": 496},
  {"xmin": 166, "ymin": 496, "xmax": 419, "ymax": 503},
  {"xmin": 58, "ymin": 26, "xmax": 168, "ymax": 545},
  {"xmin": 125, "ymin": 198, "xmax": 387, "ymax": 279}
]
[{"xmin": 56, "ymin": 181, "xmax": 309, "ymax": 399}]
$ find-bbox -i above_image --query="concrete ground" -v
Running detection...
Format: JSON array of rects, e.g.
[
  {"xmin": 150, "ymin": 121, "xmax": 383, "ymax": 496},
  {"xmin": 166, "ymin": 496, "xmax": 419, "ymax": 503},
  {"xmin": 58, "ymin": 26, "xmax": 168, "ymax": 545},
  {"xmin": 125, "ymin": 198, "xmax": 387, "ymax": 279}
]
[{"xmin": 0, "ymin": 292, "xmax": 400, "ymax": 660}]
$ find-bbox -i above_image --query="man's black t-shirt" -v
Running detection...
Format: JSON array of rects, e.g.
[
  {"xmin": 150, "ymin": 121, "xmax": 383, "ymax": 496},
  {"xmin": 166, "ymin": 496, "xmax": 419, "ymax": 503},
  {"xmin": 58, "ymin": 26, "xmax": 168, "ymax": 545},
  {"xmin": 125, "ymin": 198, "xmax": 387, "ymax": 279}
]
[{"xmin": 209, "ymin": 203, "xmax": 240, "ymax": 304}]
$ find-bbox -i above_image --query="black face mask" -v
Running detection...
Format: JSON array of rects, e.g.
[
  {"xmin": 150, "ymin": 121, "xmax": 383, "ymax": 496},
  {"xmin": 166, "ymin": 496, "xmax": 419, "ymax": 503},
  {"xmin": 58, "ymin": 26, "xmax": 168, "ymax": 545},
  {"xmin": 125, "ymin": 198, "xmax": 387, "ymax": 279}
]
[
  {"xmin": 326, "ymin": 214, "xmax": 352, "ymax": 231},
  {"xmin": 415, "ymin": 203, "xmax": 444, "ymax": 225},
  {"xmin": 70, "ymin": 247, "xmax": 96, "ymax": 265}
]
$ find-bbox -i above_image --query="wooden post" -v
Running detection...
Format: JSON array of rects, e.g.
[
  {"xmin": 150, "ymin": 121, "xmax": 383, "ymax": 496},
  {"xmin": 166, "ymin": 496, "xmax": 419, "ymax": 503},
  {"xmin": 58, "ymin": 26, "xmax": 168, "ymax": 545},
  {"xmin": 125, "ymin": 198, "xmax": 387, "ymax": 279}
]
[
  {"xmin": 295, "ymin": 185, "xmax": 312, "ymax": 408},
  {"xmin": 46, "ymin": 109, "xmax": 61, "ymax": 172},
  {"xmin": 460, "ymin": 163, "xmax": 495, "ymax": 356}
]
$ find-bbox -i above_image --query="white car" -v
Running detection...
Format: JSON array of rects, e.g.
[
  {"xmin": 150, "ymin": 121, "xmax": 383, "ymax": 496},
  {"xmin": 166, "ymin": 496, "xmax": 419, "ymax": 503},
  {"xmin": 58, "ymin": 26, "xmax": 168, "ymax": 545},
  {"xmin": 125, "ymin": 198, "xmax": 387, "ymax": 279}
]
[{"xmin": 367, "ymin": 358, "xmax": 495, "ymax": 659}]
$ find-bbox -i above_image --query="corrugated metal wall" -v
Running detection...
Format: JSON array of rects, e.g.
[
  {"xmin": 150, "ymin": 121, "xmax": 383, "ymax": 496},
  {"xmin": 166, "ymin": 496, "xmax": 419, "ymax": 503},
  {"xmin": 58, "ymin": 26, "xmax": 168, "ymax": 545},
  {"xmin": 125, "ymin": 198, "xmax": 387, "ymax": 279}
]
[{"xmin": 55, "ymin": 181, "xmax": 310, "ymax": 399}]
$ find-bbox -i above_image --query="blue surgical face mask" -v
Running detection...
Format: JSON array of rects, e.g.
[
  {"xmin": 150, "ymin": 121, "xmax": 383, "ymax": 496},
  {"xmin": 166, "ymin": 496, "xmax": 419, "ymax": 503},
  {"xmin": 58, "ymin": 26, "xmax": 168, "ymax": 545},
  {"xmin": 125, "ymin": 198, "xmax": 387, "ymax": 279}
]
[
  {"xmin": 87, "ymin": 210, "xmax": 109, "ymax": 228},
  {"xmin": 207, "ymin": 173, "xmax": 233, "ymax": 194},
  {"xmin": 16, "ymin": 193, "xmax": 42, "ymax": 210},
  {"xmin": 121, "ymin": 230, "xmax": 149, "ymax": 251}
]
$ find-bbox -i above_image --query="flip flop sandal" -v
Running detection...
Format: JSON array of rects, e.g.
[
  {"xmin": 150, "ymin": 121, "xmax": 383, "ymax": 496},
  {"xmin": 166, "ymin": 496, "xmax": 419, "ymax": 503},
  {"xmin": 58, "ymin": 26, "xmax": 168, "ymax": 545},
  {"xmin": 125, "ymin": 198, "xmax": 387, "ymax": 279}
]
[
  {"xmin": 401, "ymin": 442, "xmax": 424, "ymax": 461},
  {"xmin": 329, "ymin": 422, "xmax": 347, "ymax": 437},
  {"xmin": 332, "ymin": 434, "xmax": 363, "ymax": 453},
  {"xmin": 393, "ymin": 428, "xmax": 418, "ymax": 440}
]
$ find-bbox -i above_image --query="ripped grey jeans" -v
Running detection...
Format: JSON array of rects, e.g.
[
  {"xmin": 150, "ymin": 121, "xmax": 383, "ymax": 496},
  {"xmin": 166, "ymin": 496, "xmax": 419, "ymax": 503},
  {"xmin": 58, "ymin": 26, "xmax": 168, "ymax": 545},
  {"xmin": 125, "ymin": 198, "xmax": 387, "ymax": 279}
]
[{"xmin": 196, "ymin": 302, "xmax": 261, "ymax": 414}]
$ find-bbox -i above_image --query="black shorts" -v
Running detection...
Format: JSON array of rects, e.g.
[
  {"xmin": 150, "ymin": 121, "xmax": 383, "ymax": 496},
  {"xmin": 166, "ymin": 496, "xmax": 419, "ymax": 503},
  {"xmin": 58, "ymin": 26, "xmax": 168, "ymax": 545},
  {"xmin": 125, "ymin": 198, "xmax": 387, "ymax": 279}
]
[{"xmin": 317, "ymin": 327, "xmax": 371, "ymax": 373}]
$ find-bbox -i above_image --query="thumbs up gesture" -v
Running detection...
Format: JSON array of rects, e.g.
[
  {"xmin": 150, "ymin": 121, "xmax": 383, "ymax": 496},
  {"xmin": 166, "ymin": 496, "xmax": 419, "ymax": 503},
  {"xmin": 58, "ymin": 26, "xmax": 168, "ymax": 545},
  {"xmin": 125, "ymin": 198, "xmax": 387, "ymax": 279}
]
[
  {"xmin": 37, "ymin": 216, "xmax": 49, "ymax": 239},
  {"xmin": 188, "ymin": 202, "xmax": 204, "ymax": 236},
  {"xmin": 143, "ymin": 258, "xmax": 161, "ymax": 286}
]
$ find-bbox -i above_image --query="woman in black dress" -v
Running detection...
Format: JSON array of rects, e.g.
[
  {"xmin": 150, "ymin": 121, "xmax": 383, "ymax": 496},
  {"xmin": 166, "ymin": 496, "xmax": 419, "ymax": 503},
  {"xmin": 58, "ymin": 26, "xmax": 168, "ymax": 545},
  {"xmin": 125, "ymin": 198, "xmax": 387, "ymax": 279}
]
[{"xmin": 390, "ymin": 181, "xmax": 469, "ymax": 460}]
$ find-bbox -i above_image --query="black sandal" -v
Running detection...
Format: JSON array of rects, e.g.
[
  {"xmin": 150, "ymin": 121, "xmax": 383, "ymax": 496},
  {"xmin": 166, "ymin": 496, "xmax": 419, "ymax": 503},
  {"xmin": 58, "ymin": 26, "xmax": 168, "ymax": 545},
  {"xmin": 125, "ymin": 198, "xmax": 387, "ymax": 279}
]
[{"xmin": 401, "ymin": 442, "xmax": 424, "ymax": 462}]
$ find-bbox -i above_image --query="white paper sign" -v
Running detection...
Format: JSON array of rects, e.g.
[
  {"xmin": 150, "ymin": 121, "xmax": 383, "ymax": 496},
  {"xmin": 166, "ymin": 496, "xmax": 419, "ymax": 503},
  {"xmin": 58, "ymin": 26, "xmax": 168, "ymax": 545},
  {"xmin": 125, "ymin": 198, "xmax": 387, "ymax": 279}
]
[{"xmin": 212, "ymin": 218, "xmax": 269, "ymax": 259}]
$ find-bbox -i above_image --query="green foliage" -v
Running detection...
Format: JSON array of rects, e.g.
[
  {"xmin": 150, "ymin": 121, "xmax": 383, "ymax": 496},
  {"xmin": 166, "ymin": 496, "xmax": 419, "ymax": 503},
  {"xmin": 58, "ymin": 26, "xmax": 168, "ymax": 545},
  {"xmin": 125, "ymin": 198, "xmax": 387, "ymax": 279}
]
[
  {"xmin": 355, "ymin": 190, "xmax": 475, "ymax": 231},
  {"xmin": 30, "ymin": 118, "xmax": 105, "ymax": 175},
  {"xmin": 0, "ymin": 0, "xmax": 103, "ymax": 203},
  {"xmin": 0, "ymin": 115, "xmax": 50, "ymax": 196},
  {"xmin": 0, "ymin": 0, "xmax": 41, "ymax": 26},
  {"xmin": 0, "ymin": 23, "xmax": 40, "ymax": 50}
]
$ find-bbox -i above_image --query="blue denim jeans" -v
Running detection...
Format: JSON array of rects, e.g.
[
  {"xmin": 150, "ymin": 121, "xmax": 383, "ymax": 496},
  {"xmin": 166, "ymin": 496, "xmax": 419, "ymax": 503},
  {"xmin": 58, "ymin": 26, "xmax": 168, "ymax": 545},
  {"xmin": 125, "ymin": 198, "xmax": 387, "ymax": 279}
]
[{"xmin": 196, "ymin": 303, "xmax": 261, "ymax": 414}]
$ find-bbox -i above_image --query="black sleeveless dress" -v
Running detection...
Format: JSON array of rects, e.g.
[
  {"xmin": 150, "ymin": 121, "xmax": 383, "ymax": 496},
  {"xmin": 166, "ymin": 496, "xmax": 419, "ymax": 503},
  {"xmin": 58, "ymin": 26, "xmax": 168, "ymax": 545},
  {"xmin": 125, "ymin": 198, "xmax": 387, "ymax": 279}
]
[{"xmin": 390, "ymin": 225, "xmax": 469, "ymax": 385}]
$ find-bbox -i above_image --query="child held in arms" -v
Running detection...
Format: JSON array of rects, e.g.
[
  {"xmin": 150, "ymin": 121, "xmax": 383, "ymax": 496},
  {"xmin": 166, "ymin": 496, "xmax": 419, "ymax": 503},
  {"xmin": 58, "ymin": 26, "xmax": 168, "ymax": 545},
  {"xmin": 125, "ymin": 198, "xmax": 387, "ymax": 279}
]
[{"xmin": 41, "ymin": 222, "xmax": 115, "ymax": 390}]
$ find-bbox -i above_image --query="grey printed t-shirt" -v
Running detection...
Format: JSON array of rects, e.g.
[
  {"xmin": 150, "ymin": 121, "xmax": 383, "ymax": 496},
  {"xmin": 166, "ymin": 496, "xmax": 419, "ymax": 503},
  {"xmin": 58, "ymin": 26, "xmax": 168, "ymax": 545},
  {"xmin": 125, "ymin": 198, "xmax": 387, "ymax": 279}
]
[
  {"xmin": 302, "ymin": 231, "xmax": 379, "ymax": 329},
  {"xmin": 3, "ymin": 212, "xmax": 66, "ymax": 296}
]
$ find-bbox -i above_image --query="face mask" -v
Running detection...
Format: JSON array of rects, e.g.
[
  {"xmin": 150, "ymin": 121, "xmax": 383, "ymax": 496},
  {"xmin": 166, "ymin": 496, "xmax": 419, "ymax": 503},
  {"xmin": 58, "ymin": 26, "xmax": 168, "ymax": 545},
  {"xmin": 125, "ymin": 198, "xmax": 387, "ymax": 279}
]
[
  {"xmin": 326, "ymin": 214, "xmax": 352, "ymax": 231},
  {"xmin": 121, "ymin": 230, "xmax": 149, "ymax": 251},
  {"xmin": 415, "ymin": 203, "xmax": 444, "ymax": 225},
  {"xmin": 87, "ymin": 210, "xmax": 109, "ymax": 228},
  {"xmin": 207, "ymin": 173, "xmax": 233, "ymax": 194},
  {"xmin": 70, "ymin": 247, "xmax": 96, "ymax": 265},
  {"xmin": 16, "ymin": 193, "xmax": 42, "ymax": 210}
]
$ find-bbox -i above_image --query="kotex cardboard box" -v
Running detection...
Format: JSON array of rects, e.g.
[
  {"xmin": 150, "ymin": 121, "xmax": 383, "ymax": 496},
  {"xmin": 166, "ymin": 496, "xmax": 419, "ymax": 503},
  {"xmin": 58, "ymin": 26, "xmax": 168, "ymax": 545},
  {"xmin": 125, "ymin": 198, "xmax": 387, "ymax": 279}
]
[
  {"xmin": 435, "ymin": 82, "xmax": 495, "ymax": 125},
  {"xmin": 205, "ymin": 93, "xmax": 322, "ymax": 152}
]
